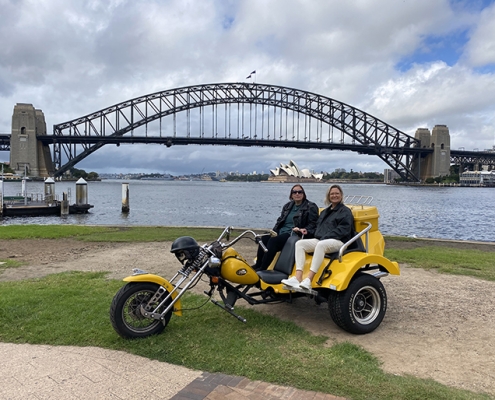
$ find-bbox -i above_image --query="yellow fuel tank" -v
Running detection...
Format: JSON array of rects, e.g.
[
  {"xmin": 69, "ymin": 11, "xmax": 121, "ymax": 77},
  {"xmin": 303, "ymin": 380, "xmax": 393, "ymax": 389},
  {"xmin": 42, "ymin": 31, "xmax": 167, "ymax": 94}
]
[{"xmin": 221, "ymin": 247, "xmax": 259, "ymax": 285}]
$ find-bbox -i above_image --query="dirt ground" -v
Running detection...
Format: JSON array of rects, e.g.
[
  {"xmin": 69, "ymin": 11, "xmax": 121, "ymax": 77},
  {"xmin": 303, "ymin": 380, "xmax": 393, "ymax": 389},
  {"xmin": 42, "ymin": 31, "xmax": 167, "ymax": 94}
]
[{"xmin": 1, "ymin": 237, "xmax": 494, "ymax": 397}]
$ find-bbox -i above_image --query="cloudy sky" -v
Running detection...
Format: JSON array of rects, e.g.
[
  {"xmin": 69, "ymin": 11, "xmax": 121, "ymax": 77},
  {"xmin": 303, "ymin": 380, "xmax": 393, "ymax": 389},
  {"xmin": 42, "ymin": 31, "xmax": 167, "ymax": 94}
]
[{"xmin": 1, "ymin": 0, "xmax": 495, "ymax": 175}]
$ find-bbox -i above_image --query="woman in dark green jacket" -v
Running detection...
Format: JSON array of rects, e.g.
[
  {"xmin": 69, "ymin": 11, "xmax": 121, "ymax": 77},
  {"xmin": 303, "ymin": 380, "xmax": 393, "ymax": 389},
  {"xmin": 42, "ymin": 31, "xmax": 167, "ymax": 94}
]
[{"xmin": 253, "ymin": 184, "xmax": 319, "ymax": 271}]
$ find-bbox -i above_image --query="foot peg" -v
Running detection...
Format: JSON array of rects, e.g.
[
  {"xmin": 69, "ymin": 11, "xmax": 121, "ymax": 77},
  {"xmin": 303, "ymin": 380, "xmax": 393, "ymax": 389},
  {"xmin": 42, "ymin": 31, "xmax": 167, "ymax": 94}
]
[{"xmin": 283, "ymin": 285, "xmax": 317, "ymax": 296}]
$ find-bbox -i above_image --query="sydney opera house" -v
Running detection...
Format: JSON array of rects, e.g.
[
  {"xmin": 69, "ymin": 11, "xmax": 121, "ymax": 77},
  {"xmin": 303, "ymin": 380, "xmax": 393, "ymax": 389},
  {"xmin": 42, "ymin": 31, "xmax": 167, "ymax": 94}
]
[{"xmin": 268, "ymin": 160, "xmax": 323, "ymax": 182}]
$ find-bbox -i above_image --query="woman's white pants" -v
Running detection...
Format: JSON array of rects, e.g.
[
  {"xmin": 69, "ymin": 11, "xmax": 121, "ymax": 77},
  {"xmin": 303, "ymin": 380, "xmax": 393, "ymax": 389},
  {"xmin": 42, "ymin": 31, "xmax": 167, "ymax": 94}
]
[{"xmin": 295, "ymin": 238, "xmax": 344, "ymax": 274}]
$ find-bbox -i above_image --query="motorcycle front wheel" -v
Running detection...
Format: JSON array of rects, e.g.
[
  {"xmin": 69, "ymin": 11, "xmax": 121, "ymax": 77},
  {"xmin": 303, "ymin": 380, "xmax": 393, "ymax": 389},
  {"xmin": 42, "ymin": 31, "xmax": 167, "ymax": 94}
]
[{"xmin": 110, "ymin": 282, "xmax": 172, "ymax": 339}]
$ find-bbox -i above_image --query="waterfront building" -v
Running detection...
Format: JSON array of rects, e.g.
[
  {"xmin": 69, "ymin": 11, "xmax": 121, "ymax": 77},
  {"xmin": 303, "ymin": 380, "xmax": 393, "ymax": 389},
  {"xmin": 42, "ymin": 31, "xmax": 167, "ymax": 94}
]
[
  {"xmin": 460, "ymin": 170, "xmax": 495, "ymax": 186},
  {"xmin": 384, "ymin": 169, "xmax": 400, "ymax": 183}
]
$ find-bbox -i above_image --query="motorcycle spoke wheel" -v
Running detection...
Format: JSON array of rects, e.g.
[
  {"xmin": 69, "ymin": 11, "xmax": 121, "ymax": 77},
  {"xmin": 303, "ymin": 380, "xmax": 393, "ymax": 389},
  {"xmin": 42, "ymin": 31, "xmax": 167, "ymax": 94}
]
[{"xmin": 110, "ymin": 282, "xmax": 172, "ymax": 339}]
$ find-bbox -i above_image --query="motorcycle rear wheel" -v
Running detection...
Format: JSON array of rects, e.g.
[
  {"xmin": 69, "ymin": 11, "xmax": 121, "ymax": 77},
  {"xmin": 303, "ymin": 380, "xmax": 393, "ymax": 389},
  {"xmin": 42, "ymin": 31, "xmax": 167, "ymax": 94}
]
[
  {"xmin": 328, "ymin": 273, "xmax": 387, "ymax": 334},
  {"xmin": 110, "ymin": 282, "xmax": 172, "ymax": 339}
]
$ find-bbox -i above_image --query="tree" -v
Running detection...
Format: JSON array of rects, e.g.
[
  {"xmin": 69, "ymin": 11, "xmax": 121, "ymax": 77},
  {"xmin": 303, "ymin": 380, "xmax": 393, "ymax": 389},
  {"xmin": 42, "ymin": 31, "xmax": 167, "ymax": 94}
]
[
  {"xmin": 225, "ymin": 174, "xmax": 269, "ymax": 182},
  {"xmin": 69, "ymin": 168, "xmax": 99, "ymax": 180},
  {"xmin": 87, "ymin": 172, "xmax": 99, "ymax": 180},
  {"xmin": 0, "ymin": 163, "xmax": 14, "ymax": 174}
]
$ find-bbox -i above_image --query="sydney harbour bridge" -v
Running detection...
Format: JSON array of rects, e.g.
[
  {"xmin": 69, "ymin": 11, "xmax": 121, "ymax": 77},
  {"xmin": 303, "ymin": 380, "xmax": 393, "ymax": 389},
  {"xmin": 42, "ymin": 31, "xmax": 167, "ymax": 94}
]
[{"xmin": 5, "ymin": 82, "xmax": 495, "ymax": 182}]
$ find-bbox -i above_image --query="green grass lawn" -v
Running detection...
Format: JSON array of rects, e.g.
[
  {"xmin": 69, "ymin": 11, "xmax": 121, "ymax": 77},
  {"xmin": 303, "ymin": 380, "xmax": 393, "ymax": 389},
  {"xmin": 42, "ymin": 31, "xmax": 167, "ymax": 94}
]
[
  {"xmin": 0, "ymin": 224, "xmax": 224, "ymax": 241},
  {"xmin": 384, "ymin": 238, "xmax": 495, "ymax": 282},
  {"xmin": 0, "ymin": 225, "xmax": 493, "ymax": 400},
  {"xmin": 0, "ymin": 271, "xmax": 489, "ymax": 400}
]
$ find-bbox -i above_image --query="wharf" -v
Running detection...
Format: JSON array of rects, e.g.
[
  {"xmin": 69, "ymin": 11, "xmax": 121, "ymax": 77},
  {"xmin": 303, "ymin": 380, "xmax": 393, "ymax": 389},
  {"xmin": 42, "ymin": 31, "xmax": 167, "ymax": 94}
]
[
  {"xmin": 1, "ymin": 176, "xmax": 94, "ymax": 218},
  {"xmin": 2, "ymin": 200, "xmax": 93, "ymax": 217}
]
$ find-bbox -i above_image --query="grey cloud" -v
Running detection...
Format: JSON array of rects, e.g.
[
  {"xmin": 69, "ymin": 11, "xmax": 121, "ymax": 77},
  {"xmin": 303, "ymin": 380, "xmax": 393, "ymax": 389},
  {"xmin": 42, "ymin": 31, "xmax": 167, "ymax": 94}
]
[
  {"xmin": 463, "ymin": 4, "xmax": 495, "ymax": 67},
  {"xmin": 1, "ymin": 0, "xmax": 494, "ymax": 174}
]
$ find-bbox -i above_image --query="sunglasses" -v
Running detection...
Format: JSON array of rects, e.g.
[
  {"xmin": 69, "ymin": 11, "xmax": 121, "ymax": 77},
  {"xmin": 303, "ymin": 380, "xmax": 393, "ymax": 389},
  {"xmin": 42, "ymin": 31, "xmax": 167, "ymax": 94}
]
[{"xmin": 292, "ymin": 190, "xmax": 304, "ymax": 194}]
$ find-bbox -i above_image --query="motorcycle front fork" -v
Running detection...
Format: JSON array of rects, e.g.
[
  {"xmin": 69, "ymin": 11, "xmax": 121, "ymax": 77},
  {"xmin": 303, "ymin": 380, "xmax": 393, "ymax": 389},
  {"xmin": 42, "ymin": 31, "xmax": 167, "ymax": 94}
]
[{"xmin": 140, "ymin": 264, "xmax": 207, "ymax": 323}]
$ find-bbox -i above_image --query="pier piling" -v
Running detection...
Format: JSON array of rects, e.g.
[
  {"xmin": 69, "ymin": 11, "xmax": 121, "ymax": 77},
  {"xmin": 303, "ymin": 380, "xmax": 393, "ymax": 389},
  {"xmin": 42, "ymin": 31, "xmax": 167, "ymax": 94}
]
[
  {"xmin": 0, "ymin": 180, "xmax": 3, "ymax": 216},
  {"xmin": 75, "ymin": 178, "xmax": 88, "ymax": 205},
  {"xmin": 60, "ymin": 192, "xmax": 69, "ymax": 215},
  {"xmin": 44, "ymin": 177, "xmax": 55, "ymax": 205},
  {"xmin": 122, "ymin": 183, "xmax": 130, "ymax": 213}
]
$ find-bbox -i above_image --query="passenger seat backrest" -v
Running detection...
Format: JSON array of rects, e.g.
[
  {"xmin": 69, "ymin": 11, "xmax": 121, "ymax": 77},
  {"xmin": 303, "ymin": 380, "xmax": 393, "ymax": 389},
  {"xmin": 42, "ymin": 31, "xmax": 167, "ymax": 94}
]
[{"xmin": 272, "ymin": 234, "xmax": 300, "ymax": 275}]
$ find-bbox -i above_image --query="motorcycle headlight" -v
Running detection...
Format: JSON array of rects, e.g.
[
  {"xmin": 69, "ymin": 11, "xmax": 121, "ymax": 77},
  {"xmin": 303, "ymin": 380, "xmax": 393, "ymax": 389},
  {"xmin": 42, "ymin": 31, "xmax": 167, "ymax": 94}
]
[{"xmin": 208, "ymin": 256, "xmax": 221, "ymax": 268}]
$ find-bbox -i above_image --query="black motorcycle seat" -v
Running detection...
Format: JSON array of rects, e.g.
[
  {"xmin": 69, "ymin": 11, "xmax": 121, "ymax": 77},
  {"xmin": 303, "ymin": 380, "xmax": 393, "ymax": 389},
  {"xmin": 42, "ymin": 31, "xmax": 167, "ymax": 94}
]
[
  {"xmin": 257, "ymin": 234, "xmax": 300, "ymax": 284},
  {"xmin": 257, "ymin": 270, "xmax": 291, "ymax": 285}
]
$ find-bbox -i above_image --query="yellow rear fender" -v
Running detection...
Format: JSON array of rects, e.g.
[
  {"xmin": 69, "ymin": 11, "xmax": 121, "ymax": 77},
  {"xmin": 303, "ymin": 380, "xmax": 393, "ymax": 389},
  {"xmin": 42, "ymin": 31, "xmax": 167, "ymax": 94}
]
[
  {"xmin": 123, "ymin": 274, "xmax": 182, "ymax": 316},
  {"xmin": 317, "ymin": 253, "xmax": 400, "ymax": 292}
]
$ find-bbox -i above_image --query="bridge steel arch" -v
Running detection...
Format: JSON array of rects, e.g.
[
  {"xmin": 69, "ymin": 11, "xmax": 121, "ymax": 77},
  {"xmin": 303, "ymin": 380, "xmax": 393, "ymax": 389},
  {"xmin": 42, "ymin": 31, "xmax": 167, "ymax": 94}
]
[{"xmin": 49, "ymin": 83, "xmax": 426, "ymax": 180}]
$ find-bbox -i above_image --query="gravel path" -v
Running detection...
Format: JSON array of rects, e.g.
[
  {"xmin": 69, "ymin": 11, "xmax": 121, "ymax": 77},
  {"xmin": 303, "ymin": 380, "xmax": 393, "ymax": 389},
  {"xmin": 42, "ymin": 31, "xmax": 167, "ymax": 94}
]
[{"xmin": 1, "ymin": 238, "xmax": 494, "ymax": 396}]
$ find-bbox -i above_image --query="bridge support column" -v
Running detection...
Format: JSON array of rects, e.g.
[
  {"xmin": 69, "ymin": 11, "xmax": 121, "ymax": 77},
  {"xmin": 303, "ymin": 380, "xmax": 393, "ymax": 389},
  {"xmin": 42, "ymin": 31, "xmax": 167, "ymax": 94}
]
[
  {"xmin": 413, "ymin": 125, "xmax": 451, "ymax": 181},
  {"xmin": 413, "ymin": 128, "xmax": 431, "ymax": 181},
  {"xmin": 430, "ymin": 125, "xmax": 451, "ymax": 177},
  {"xmin": 10, "ymin": 103, "xmax": 54, "ymax": 178}
]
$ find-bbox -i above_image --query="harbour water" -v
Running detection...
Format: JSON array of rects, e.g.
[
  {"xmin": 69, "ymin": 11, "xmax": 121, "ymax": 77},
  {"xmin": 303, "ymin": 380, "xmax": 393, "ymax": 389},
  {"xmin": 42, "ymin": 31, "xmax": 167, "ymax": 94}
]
[{"xmin": 1, "ymin": 179, "xmax": 493, "ymax": 243}]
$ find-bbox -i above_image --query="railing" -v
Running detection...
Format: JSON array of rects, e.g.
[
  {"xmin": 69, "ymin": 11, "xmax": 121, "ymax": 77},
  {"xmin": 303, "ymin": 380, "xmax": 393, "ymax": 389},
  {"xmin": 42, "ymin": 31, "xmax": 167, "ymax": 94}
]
[
  {"xmin": 338, "ymin": 222, "xmax": 372, "ymax": 262},
  {"xmin": 8, "ymin": 193, "xmax": 62, "ymax": 204},
  {"xmin": 344, "ymin": 195, "xmax": 373, "ymax": 205},
  {"xmin": 341, "ymin": 195, "xmax": 375, "ymax": 259}
]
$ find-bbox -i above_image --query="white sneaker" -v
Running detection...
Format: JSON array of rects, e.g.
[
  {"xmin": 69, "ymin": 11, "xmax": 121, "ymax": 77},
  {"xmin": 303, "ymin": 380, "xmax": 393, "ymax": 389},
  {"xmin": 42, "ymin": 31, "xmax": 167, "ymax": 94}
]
[
  {"xmin": 299, "ymin": 278, "xmax": 312, "ymax": 290},
  {"xmin": 281, "ymin": 276, "xmax": 300, "ymax": 287}
]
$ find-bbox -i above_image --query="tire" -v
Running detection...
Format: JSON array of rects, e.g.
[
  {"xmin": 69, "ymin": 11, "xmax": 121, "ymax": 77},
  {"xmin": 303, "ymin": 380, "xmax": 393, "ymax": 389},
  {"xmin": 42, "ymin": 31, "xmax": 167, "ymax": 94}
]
[
  {"xmin": 328, "ymin": 274, "xmax": 387, "ymax": 334},
  {"xmin": 110, "ymin": 282, "xmax": 172, "ymax": 339}
]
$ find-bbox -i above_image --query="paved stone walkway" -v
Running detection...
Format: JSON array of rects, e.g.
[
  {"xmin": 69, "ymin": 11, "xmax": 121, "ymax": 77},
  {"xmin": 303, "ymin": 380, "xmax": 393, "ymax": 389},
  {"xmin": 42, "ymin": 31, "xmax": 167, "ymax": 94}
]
[
  {"xmin": 0, "ymin": 343, "xmax": 345, "ymax": 400},
  {"xmin": 171, "ymin": 372, "xmax": 345, "ymax": 399}
]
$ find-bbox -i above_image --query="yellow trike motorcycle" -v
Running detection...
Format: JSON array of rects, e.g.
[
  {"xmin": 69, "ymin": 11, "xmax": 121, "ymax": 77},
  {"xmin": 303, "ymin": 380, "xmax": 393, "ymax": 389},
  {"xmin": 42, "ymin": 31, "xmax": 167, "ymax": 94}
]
[{"xmin": 110, "ymin": 198, "xmax": 399, "ymax": 338}]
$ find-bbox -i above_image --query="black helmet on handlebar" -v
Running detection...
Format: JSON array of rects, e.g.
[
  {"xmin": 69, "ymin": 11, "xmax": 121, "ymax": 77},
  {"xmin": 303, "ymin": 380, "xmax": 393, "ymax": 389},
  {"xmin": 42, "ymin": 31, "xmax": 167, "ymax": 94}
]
[{"xmin": 170, "ymin": 236, "xmax": 200, "ymax": 264}]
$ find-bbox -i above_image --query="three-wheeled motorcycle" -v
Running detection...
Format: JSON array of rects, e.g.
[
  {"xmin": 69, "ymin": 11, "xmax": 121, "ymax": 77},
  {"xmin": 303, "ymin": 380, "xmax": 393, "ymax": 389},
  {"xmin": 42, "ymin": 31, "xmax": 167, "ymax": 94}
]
[{"xmin": 110, "ymin": 197, "xmax": 400, "ymax": 338}]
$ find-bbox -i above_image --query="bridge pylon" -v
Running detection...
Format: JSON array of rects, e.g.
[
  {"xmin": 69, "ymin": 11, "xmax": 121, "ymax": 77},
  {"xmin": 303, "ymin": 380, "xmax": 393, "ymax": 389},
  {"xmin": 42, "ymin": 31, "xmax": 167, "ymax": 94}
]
[
  {"xmin": 413, "ymin": 125, "xmax": 451, "ymax": 181},
  {"xmin": 10, "ymin": 104, "xmax": 54, "ymax": 178}
]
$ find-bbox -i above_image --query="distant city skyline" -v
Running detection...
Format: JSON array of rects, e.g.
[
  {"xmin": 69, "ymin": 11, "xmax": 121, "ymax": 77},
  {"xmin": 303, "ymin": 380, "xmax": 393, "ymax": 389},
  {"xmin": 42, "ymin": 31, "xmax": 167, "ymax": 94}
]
[{"xmin": 97, "ymin": 165, "xmax": 385, "ymax": 178}]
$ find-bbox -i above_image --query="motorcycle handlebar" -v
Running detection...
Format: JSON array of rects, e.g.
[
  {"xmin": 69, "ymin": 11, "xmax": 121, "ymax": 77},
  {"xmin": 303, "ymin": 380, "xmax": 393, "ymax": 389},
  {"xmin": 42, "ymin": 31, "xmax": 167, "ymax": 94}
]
[{"xmin": 217, "ymin": 227, "xmax": 276, "ymax": 250}]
